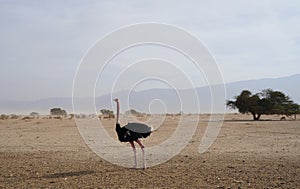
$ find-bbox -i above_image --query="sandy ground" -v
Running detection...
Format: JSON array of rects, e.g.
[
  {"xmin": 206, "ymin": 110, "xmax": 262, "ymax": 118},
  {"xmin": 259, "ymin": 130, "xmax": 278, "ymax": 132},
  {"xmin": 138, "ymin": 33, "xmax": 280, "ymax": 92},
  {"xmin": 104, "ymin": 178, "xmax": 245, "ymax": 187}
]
[{"xmin": 0, "ymin": 114, "xmax": 299, "ymax": 188}]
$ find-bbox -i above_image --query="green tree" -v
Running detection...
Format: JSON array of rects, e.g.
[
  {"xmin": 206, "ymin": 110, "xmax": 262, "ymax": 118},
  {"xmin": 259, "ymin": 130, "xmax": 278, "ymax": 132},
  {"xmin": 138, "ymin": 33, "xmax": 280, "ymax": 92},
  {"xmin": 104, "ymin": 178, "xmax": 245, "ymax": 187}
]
[
  {"xmin": 125, "ymin": 109, "xmax": 140, "ymax": 115},
  {"xmin": 227, "ymin": 89, "xmax": 299, "ymax": 120},
  {"xmin": 227, "ymin": 90, "xmax": 263, "ymax": 120},
  {"xmin": 100, "ymin": 109, "xmax": 113, "ymax": 115},
  {"xmin": 100, "ymin": 109, "xmax": 115, "ymax": 118},
  {"xmin": 50, "ymin": 108, "xmax": 67, "ymax": 116}
]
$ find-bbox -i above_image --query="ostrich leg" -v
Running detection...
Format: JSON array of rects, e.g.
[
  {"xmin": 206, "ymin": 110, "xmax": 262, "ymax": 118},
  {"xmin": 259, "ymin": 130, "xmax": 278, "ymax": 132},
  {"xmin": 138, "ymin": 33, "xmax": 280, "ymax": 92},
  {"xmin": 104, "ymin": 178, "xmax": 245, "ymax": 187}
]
[
  {"xmin": 136, "ymin": 139, "xmax": 146, "ymax": 169},
  {"xmin": 130, "ymin": 142, "xmax": 137, "ymax": 168}
]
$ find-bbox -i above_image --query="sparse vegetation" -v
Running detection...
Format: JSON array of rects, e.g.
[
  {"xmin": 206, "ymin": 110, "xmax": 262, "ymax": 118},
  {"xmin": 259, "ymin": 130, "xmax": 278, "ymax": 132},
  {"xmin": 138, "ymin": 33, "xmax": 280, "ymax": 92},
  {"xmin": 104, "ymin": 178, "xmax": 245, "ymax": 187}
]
[
  {"xmin": 10, "ymin": 114, "xmax": 19, "ymax": 119},
  {"xmin": 125, "ymin": 109, "xmax": 140, "ymax": 115},
  {"xmin": 100, "ymin": 109, "xmax": 114, "ymax": 115},
  {"xmin": 0, "ymin": 114, "xmax": 9, "ymax": 120},
  {"xmin": 29, "ymin": 112, "xmax": 39, "ymax": 117},
  {"xmin": 100, "ymin": 109, "xmax": 115, "ymax": 119},
  {"xmin": 227, "ymin": 89, "xmax": 300, "ymax": 120},
  {"xmin": 22, "ymin": 116, "xmax": 33, "ymax": 120},
  {"xmin": 50, "ymin": 108, "xmax": 67, "ymax": 116},
  {"xmin": 125, "ymin": 109, "xmax": 147, "ymax": 116},
  {"xmin": 69, "ymin": 113, "xmax": 75, "ymax": 119}
]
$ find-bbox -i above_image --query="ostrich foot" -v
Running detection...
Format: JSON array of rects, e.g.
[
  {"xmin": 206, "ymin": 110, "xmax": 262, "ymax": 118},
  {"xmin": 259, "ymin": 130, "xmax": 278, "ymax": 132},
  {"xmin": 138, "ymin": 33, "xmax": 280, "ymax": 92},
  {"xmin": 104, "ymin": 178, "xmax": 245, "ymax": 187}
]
[{"xmin": 142, "ymin": 160, "xmax": 146, "ymax": 169}]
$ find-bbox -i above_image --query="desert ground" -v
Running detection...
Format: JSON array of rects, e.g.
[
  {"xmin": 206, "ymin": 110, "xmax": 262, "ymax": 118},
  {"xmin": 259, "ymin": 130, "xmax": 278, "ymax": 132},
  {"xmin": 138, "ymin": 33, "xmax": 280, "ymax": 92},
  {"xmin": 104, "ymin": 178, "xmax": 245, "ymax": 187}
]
[{"xmin": 0, "ymin": 114, "xmax": 299, "ymax": 188}]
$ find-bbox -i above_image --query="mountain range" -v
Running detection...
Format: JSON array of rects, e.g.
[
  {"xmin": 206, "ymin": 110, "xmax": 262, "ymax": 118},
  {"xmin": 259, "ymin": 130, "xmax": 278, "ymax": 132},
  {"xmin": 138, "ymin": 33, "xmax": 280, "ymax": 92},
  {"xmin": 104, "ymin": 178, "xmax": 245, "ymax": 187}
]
[{"xmin": 1, "ymin": 74, "xmax": 299, "ymax": 114}]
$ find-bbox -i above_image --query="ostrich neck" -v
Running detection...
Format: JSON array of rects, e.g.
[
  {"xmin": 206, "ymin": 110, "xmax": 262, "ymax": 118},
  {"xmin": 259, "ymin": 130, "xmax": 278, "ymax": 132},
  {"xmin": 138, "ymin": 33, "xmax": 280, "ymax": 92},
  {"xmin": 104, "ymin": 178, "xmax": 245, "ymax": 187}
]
[{"xmin": 116, "ymin": 101, "xmax": 120, "ymax": 123}]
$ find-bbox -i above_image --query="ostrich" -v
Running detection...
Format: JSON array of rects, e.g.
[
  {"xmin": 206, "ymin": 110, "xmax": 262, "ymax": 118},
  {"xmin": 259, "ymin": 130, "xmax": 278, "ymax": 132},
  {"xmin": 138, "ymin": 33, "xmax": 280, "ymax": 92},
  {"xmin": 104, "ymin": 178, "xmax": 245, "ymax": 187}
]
[{"xmin": 113, "ymin": 98, "xmax": 152, "ymax": 169}]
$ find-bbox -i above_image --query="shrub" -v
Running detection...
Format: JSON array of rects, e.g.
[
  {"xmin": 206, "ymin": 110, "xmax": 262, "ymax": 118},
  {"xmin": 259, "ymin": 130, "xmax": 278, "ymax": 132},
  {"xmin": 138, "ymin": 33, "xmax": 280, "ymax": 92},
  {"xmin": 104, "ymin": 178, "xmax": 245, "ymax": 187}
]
[
  {"xmin": 29, "ymin": 112, "xmax": 39, "ymax": 117},
  {"xmin": 50, "ymin": 108, "xmax": 67, "ymax": 116},
  {"xmin": 0, "ymin": 114, "xmax": 9, "ymax": 120},
  {"xmin": 10, "ymin": 114, "xmax": 19, "ymax": 119}
]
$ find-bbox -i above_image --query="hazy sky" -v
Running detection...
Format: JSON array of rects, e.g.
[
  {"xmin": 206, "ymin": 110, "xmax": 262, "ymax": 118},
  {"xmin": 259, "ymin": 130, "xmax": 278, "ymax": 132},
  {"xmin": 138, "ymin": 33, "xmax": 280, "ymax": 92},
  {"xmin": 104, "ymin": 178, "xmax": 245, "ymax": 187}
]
[{"xmin": 1, "ymin": 0, "xmax": 299, "ymax": 101}]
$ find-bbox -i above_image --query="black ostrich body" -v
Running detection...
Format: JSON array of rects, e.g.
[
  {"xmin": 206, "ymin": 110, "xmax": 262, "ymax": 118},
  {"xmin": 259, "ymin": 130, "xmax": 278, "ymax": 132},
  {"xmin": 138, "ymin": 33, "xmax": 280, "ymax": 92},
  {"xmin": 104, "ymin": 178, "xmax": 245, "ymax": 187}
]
[{"xmin": 116, "ymin": 123, "xmax": 152, "ymax": 142}]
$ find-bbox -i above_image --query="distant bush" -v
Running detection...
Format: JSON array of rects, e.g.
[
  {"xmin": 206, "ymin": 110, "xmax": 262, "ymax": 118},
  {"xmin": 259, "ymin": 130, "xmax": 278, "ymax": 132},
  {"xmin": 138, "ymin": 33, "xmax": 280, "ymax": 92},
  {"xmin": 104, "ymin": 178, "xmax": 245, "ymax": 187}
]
[
  {"xmin": 100, "ymin": 109, "xmax": 115, "ymax": 119},
  {"xmin": 0, "ymin": 114, "xmax": 9, "ymax": 120},
  {"xmin": 69, "ymin": 113, "xmax": 75, "ymax": 119},
  {"xmin": 125, "ymin": 109, "xmax": 148, "ymax": 118},
  {"xmin": 22, "ymin": 116, "xmax": 34, "ymax": 120},
  {"xmin": 29, "ymin": 112, "xmax": 39, "ymax": 117},
  {"xmin": 10, "ymin": 114, "xmax": 19, "ymax": 119},
  {"xmin": 50, "ymin": 108, "xmax": 67, "ymax": 116},
  {"xmin": 125, "ymin": 109, "xmax": 140, "ymax": 115},
  {"xmin": 100, "ymin": 109, "xmax": 113, "ymax": 115}
]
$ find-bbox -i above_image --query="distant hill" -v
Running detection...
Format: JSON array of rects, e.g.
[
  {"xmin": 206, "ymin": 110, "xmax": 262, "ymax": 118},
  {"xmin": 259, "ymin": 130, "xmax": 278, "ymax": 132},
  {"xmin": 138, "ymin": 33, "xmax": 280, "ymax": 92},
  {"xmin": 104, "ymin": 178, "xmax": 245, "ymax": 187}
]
[
  {"xmin": 225, "ymin": 74, "xmax": 300, "ymax": 103},
  {"xmin": 1, "ymin": 74, "xmax": 299, "ymax": 114}
]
